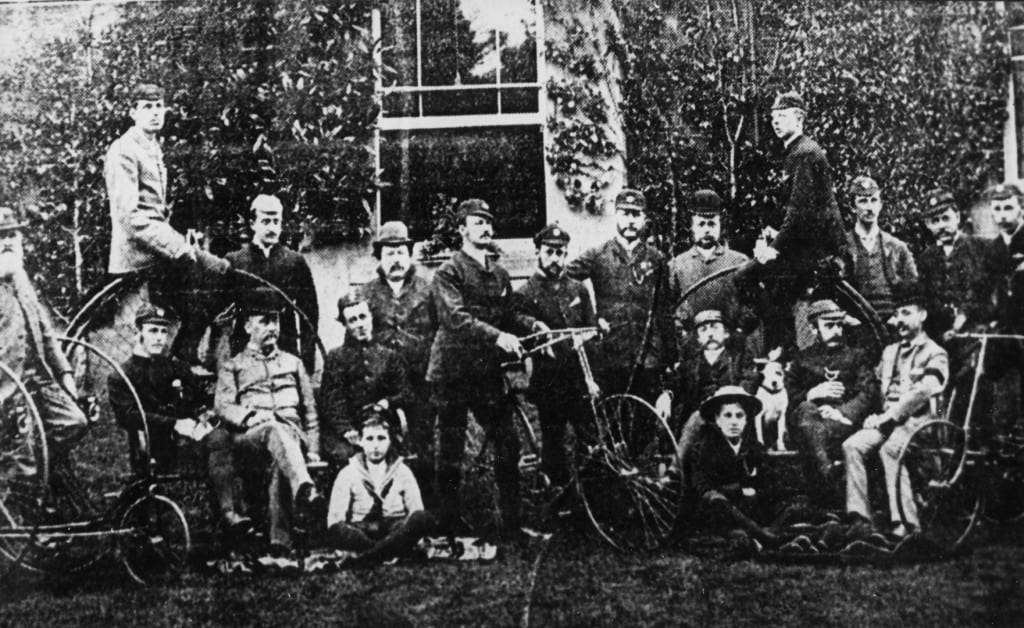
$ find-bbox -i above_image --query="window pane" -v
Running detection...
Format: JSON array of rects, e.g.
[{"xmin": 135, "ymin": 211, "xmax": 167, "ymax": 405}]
[
  {"xmin": 381, "ymin": 0, "xmax": 418, "ymax": 87},
  {"xmin": 383, "ymin": 91, "xmax": 419, "ymax": 117},
  {"xmin": 500, "ymin": 87, "xmax": 539, "ymax": 114},
  {"xmin": 421, "ymin": 89, "xmax": 497, "ymax": 116},
  {"xmin": 380, "ymin": 126, "xmax": 545, "ymax": 240},
  {"xmin": 499, "ymin": 10, "xmax": 537, "ymax": 83}
]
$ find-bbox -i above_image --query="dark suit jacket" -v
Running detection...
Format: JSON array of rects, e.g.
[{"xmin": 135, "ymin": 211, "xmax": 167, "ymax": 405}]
[
  {"xmin": 786, "ymin": 340, "xmax": 880, "ymax": 428},
  {"xmin": 362, "ymin": 266, "xmax": 435, "ymax": 382},
  {"xmin": 669, "ymin": 337, "xmax": 758, "ymax": 421},
  {"xmin": 917, "ymin": 233, "xmax": 996, "ymax": 337},
  {"xmin": 772, "ymin": 134, "xmax": 847, "ymax": 270},
  {"xmin": 566, "ymin": 238, "xmax": 675, "ymax": 372},
  {"xmin": 687, "ymin": 423, "xmax": 765, "ymax": 501},
  {"xmin": 226, "ymin": 243, "xmax": 320, "ymax": 372},
  {"xmin": 989, "ymin": 226, "xmax": 1024, "ymax": 332}
]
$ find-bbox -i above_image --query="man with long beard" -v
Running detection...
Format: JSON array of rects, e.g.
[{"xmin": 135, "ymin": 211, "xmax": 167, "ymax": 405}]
[{"xmin": 0, "ymin": 207, "xmax": 87, "ymax": 483}]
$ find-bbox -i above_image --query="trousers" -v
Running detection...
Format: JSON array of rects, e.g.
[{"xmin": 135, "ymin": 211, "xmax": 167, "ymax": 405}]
[{"xmin": 842, "ymin": 416, "xmax": 926, "ymax": 527}]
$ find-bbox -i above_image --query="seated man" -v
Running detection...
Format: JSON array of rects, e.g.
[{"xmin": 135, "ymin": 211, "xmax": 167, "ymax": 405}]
[
  {"xmin": 108, "ymin": 304, "xmax": 250, "ymax": 534},
  {"xmin": 214, "ymin": 288, "xmax": 323, "ymax": 553},
  {"xmin": 686, "ymin": 386, "xmax": 780, "ymax": 548},
  {"xmin": 318, "ymin": 291, "xmax": 411, "ymax": 470},
  {"xmin": 787, "ymin": 299, "xmax": 880, "ymax": 502},
  {"xmin": 842, "ymin": 281, "xmax": 948, "ymax": 538},
  {"xmin": 660, "ymin": 309, "xmax": 758, "ymax": 484},
  {"xmin": 327, "ymin": 410, "xmax": 434, "ymax": 566}
]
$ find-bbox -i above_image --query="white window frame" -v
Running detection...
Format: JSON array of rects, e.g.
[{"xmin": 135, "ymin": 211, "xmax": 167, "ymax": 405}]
[{"xmin": 370, "ymin": 0, "xmax": 549, "ymax": 231}]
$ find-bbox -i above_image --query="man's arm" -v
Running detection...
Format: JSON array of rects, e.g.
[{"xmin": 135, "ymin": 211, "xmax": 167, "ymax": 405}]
[
  {"xmin": 295, "ymin": 359, "xmax": 319, "ymax": 456},
  {"xmin": 836, "ymin": 351, "xmax": 881, "ymax": 427},
  {"xmin": 772, "ymin": 152, "xmax": 829, "ymax": 256},
  {"xmin": 886, "ymin": 346, "xmax": 948, "ymax": 423},
  {"xmin": 398, "ymin": 464, "xmax": 425, "ymax": 513},
  {"xmin": 431, "ymin": 263, "xmax": 503, "ymax": 342},
  {"xmin": 213, "ymin": 360, "xmax": 250, "ymax": 428},
  {"xmin": 326, "ymin": 466, "xmax": 356, "ymax": 529},
  {"xmin": 894, "ymin": 239, "xmax": 919, "ymax": 281},
  {"xmin": 784, "ymin": 354, "xmax": 813, "ymax": 409},
  {"xmin": 293, "ymin": 256, "xmax": 320, "ymax": 370}
]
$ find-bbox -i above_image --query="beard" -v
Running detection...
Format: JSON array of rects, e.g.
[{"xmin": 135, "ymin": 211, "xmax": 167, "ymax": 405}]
[
  {"xmin": 540, "ymin": 261, "xmax": 563, "ymax": 278},
  {"xmin": 696, "ymin": 236, "xmax": 717, "ymax": 249},
  {"xmin": 701, "ymin": 338, "xmax": 723, "ymax": 350},
  {"xmin": 385, "ymin": 263, "xmax": 408, "ymax": 281}
]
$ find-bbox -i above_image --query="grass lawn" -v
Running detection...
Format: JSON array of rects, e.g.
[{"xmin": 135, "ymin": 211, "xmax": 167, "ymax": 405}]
[{"xmin": 2, "ymin": 529, "xmax": 1023, "ymax": 627}]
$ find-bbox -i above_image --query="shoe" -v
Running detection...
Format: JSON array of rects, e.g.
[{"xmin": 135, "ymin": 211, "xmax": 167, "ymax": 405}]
[
  {"xmin": 222, "ymin": 512, "xmax": 254, "ymax": 539},
  {"xmin": 294, "ymin": 482, "xmax": 324, "ymax": 519},
  {"xmin": 886, "ymin": 523, "xmax": 915, "ymax": 540}
]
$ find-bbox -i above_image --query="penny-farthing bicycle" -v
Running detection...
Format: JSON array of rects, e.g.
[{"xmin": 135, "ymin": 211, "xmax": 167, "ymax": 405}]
[{"xmin": 895, "ymin": 332, "xmax": 1024, "ymax": 550}]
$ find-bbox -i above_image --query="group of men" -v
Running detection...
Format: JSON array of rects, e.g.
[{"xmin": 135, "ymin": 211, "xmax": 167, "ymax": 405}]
[{"xmin": 4, "ymin": 81, "xmax": 1024, "ymax": 557}]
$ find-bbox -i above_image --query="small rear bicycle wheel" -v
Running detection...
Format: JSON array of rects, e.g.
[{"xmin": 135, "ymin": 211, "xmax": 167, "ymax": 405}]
[
  {"xmin": 118, "ymin": 493, "xmax": 191, "ymax": 585},
  {"xmin": 896, "ymin": 420, "xmax": 981, "ymax": 550},
  {"xmin": 573, "ymin": 394, "xmax": 681, "ymax": 551}
]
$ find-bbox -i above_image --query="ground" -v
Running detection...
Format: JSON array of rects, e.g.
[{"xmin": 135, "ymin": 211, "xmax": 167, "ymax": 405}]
[{"xmin": 2, "ymin": 528, "xmax": 1024, "ymax": 627}]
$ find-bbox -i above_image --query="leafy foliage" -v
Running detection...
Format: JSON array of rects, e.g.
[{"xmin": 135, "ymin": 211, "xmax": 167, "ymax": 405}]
[{"xmin": 0, "ymin": 0, "xmax": 378, "ymax": 313}]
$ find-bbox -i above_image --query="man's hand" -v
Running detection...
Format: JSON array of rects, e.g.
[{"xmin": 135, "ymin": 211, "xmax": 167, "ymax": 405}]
[
  {"xmin": 306, "ymin": 452, "xmax": 321, "ymax": 463},
  {"xmin": 344, "ymin": 429, "xmax": 360, "ymax": 446},
  {"xmin": 655, "ymin": 391, "xmax": 673, "ymax": 420},
  {"xmin": 754, "ymin": 245, "xmax": 779, "ymax": 264},
  {"xmin": 808, "ymin": 381, "xmax": 845, "ymax": 402},
  {"xmin": 863, "ymin": 413, "xmax": 892, "ymax": 430},
  {"xmin": 376, "ymin": 399, "xmax": 389, "ymax": 411},
  {"xmin": 532, "ymin": 321, "xmax": 555, "ymax": 358},
  {"xmin": 496, "ymin": 332, "xmax": 525, "ymax": 357},
  {"xmin": 246, "ymin": 410, "xmax": 274, "ymax": 429},
  {"xmin": 597, "ymin": 318, "xmax": 611, "ymax": 335},
  {"xmin": 819, "ymin": 406, "xmax": 853, "ymax": 426}
]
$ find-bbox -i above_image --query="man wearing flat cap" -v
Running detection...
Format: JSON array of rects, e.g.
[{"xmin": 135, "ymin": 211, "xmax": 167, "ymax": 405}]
[
  {"xmin": 105, "ymin": 83, "xmax": 232, "ymax": 365},
  {"xmin": 109, "ymin": 303, "xmax": 251, "ymax": 536},
  {"xmin": 736, "ymin": 91, "xmax": 848, "ymax": 353},
  {"xmin": 427, "ymin": 198, "xmax": 541, "ymax": 537},
  {"xmin": 318, "ymin": 289, "xmax": 410, "ymax": 470},
  {"xmin": 214, "ymin": 287, "xmax": 323, "ymax": 554},
  {"xmin": 566, "ymin": 188, "xmax": 675, "ymax": 403},
  {"xmin": 0, "ymin": 206, "xmax": 88, "ymax": 481},
  {"xmin": 226, "ymin": 194, "xmax": 319, "ymax": 373},
  {"xmin": 842, "ymin": 280, "xmax": 948, "ymax": 538},
  {"xmin": 786, "ymin": 298, "xmax": 880, "ymax": 504},
  {"xmin": 662, "ymin": 308, "xmax": 758, "ymax": 487},
  {"xmin": 515, "ymin": 223, "xmax": 596, "ymax": 486},
  {"xmin": 668, "ymin": 189, "xmax": 754, "ymax": 351},
  {"xmin": 844, "ymin": 176, "xmax": 918, "ymax": 323},
  {"xmin": 361, "ymin": 220, "xmax": 435, "ymax": 466}
]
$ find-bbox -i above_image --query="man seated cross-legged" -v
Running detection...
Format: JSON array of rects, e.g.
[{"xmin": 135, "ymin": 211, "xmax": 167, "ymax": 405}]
[
  {"xmin": 327, "ymin": 410, "xmax": 434, "ymax": 566},
  {"xmin": 108, "ymin": 303, "xmax": 251, "ymax": 536},
  {"xmin": 214, "ymin": 287, "xmax": 324, "ymax": 555}
]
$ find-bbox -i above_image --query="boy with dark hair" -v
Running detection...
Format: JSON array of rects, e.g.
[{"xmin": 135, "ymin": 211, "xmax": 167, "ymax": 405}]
[{"xmin": 327, "ymin": 411, "xmax": 434, "ymax": 565}]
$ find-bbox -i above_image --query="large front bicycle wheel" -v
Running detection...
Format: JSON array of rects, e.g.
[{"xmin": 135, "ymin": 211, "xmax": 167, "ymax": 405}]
[
  {"xmin": 896, "ymin": 420, "xmax": 981, "ymax": 550},
  {"xmin": 573, "ymin": 394, "xmax": 681, "ymax": 551},
  {"xmin": 118, "ymin": 493, "xmax": 191, "ymax": 584}
]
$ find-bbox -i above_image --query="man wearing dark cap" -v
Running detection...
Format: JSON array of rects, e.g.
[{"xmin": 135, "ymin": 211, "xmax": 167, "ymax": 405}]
[
  {"xmin": 214, "ymin": 288, "xmax": 322, "ymax": 554},
  {"xmin": 566, "ymin": 188, "xmax": 675, "ymax": 402},
  {"xmin": 515, "ymin": 223, "xmax": 596, "ymax": 486},
  {"xmin": 916, "ymin": 189, "xmax": 996, "ymax": 341},
  {"xmin": 225, "ymin": 194, "xmax": 319, "ymax": 373},
  {"xmin": 736, "ymin": 92, "xmax": 848, "ymax": 353},
  {"xmin": 109, "ymin": 303, "xmax": 251, "ymax": 535},
  {"xmin": 427, "ymin": 199, "xmax": 541, "ymax": 537},
  {"xmin": 842, "ymin": 281, "xmax": 948, "ymax": 538},
  {"xmin": 786, "ymin": 299, "xmax": 880, "ymax": 504},
  {"xmin": 361, "ymin": 220, "xmax": 435, "ymax": 466},
  {"xmin": 318, "ymin": 289, "xmax": 410, "ymax": 470},
  {"xmin": 105, "ymin": 83, "xmax": 231, "ymax": 365},
  {"xmin": 0, "ymin": 206, "xmax": 87, "ymax": 481},
  {"xmin": 844, "ymin": 176, "xmax": 918, "ymax": 323},
  {"xmin": 662, "ymin": 308, "xmax": 759, "ymax": 487},
  {"xmin": 668, "ymin": 189, "xmax": 752, "ymax": 349}
]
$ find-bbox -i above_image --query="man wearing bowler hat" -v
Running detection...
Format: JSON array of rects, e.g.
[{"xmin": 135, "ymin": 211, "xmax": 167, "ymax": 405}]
[
  {"xmin": 844, "ymin": 176, "xmax": 918, "ymax": 324},
  {"xmin": 787, "ymin": 298, "xmax": 879, "ymax": 504},
  {"xmin": 515, "ymin": 223, "xmax": 596, "ymax": 486},
  {"xmin": 0, "ymin": 206, "xmax": 88, "ymax": 481},
  {"xmin": 841, "ymin": 280, "xmax": 948, "ymax": 538},
  {"xmin": 566, "ymin": 188, "xmax": 675, "ymax": 402},
  {"xmin": 361, "ymin": 220, "xmax": 436, "ymax": 467},
  {"xmin": 214, "ymin": 287, "xmax": 323, "ymax": 554},
  {"xmin": 105, "ymin": 83, "xmax": 231, "ymax": 366},
  {"xmin": 668, "ymin": 189, "xmax": 753, "ymax": 349},
  {"xmin": 226, "ymin": 194, "xmax": 320, "ymax": 373},
  {"xmin": 736, "ymin": 91, "xmax": 848, "ymax": 354},
  {"xmin": 427, "ymin": 199, "xmax": 541, "ymax": 538}
]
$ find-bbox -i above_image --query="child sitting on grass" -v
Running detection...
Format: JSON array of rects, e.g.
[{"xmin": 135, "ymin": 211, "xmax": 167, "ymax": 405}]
[{"xmin": 327, "ymin": 411, "xmax": 434, "ymax": 565}]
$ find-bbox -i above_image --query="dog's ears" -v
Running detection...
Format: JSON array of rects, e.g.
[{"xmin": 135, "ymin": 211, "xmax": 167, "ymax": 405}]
[{"xmin": 766, "ymin": 346, "xmax": 783, "ymax": 362}]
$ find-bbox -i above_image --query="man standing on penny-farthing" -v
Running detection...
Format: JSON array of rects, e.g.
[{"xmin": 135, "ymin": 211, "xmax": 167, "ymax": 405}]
[
  {"xmin": 105, "ymin": 83, "xmax": 231, "ymax": 367},
  {"xmin": 734, "ymin": 91, "xmax": 849, "ymax": 356},
  {"xmin": 428, "ymin": 199, "xmax": 543, "ymax": 540}
]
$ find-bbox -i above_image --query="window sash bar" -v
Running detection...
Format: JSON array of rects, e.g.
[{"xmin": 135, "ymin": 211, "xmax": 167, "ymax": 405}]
[
  {"xmin": 380, "ymin": 113, "xmax": 544, "ymax": 131},
  {"xmin": 383, "ymin": 82, "xmax": 541, "ymax": 93}
]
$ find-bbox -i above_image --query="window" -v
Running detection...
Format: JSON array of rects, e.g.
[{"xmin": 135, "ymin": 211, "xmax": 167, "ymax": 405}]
[{"xmin": 373, "ymin": 0, "xmax": 546, "ymax": 241}]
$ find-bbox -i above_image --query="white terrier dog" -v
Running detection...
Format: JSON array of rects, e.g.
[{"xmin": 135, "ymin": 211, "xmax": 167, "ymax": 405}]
[{"xmin": 754, "ymin": 347, "xmax": 788, "ymax": 450}]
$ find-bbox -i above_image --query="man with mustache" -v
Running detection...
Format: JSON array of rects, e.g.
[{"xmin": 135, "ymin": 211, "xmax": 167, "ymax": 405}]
[
  {"xmin": 787, "ymin": 299, "xmax": 880, "ymax": 505},
  {"xmin": 514, "ymin": 224, "xmax": 596, "ymax": 487},
  {"xmin": 360, "ymin": 221, "xmax": 435, "ymax": 475},
  {"xmin": 844, "ymin": 176, "xmax": 918, "ymax": 326},
  {"xmin": 668, "ymin": 190, "xmax": 753, "ymax": 351},
  {"xmin": 0, "ymin": 206, "xmax": 87, "ymax": 483},
  {"xmin": 735, "ymin": 91, "xmax": 848, "ymax": 354},
  {"xmin": 106, "ymin": 83, "xmax": 231, "ymax": 365},
  {"xmin": 318, "ymin": 290, "xmax": 410, "ymax": 471},
  {"xmin": 225, "ymin": 194, "xmax": 319, "ymax": 373},
  {"xmin": 663, "ymin": 308, "xmax": 758, "ymax": 487},
  {"xmin": 842, "ymin": 281, "xmax": 948, "ymax": 538},
  {"xmin": 566, "ymin": 189, "xmax": 675, "ymax": 403},
  {"xmin": 427, "ymin": 199, "xmax": 541, "ymax": 539},
  {"xmin": 215, "ymin": 288, "xmax": 323, "ymax": 555}
]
